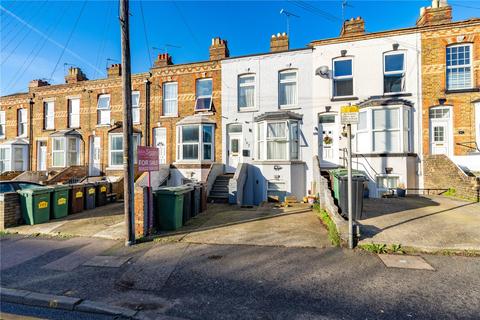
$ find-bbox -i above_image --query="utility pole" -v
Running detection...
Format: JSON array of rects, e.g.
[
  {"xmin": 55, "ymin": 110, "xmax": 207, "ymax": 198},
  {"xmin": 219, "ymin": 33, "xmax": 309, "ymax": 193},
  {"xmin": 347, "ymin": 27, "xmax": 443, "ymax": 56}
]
[{"xmin": 120, "ymin": 0, "xmax": 135, "ymax": 246}]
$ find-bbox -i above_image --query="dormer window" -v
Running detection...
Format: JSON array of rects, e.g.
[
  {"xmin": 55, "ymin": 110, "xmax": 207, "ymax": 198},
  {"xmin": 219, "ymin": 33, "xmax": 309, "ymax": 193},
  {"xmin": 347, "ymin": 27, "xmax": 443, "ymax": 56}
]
[
  {"xmin": 446, "ymin": 44, "xmax": 472, "ymax": 90},
  {"xmin": 384, "ymin": 52, "xmax": 405, "ymax": 93},
  {"xmin": 333, "ymin": 58, "xmax": 353, "ymax": 97},
  {"xmin": 195, "ymin": 78, "xmax": 213, "ymax": 111}
]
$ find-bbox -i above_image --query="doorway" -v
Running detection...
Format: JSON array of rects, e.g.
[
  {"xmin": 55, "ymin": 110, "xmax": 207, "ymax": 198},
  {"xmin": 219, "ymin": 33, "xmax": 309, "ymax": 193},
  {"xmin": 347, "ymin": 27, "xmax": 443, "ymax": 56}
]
[
  {"xmin": 226, "ymin": 124, "xmax": 243, "ymax": 173},
  {"xmin": 429, "ymin": 106, "xmax": 452, "ymax": 156},
  {"xmin": 37, "ymin": 141, "xmax": 47, "ymax": 171},
  {"xmin": 89, "ymin": 136, "xmax": 101, "ymax": 176},
  {"xmin": 318, "ymin": 114, "xmax": 339, "ymax": 167},
  {"xmin": 153, "ymin": 127, "xmax": 167, "ymax": 164}
]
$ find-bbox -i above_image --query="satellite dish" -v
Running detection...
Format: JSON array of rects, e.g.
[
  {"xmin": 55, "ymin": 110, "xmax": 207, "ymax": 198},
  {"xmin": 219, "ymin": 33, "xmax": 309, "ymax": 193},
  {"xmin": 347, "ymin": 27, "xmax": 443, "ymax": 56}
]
[{"xmin": 315, "ymin": 66, "xmax": 330, "ymax": 78}]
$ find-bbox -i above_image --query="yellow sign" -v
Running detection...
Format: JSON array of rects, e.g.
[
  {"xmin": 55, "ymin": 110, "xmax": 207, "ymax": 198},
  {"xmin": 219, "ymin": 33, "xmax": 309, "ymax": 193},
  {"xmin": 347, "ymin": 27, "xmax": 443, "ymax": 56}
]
[
  {"xmin": 100, "ymin": 186, "xmax": 107, "ymax": 192},
  {"xmin": 58, "ymin": 198, "xmax": 67, "ymax": 205},
  {"xmin": 38, "ymin": 201, "xmax": 48, "ymax": 209},
  {"xmin": 88, "ymin": 188, "xmax": 95, "ymax": 195},
  {"xmin": 340, "ymin": 105, "xmax": 359, "ymax": 113},
  {"xmin": 76, "ymin": 191, "xmax": 83, "ymax": 198}
]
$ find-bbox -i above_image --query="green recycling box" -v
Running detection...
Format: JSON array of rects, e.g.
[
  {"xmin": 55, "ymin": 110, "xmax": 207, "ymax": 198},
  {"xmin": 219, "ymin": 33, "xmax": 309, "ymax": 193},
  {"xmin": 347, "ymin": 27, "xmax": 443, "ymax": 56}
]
[
  {"xmin": 17, "ymin": 187, "xmax": 53, "ymax": 225},
  {"xmin": 51, "ymin": 184, "xmax": 71, "ymax": 219},
  {"xmin": 153, "ymin": 186, "xmax": 190, "ymax": 231}
]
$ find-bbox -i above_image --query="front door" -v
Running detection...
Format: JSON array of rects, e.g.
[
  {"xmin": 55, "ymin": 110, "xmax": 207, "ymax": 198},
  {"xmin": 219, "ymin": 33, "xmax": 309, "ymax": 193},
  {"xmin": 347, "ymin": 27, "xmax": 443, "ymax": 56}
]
[
  {"xmin": 89, "ymin": 136, "xmax": 101, "ymax": 176},
  {"xmin": 37, "ymin": 141, "xmax": 47, "ymax": 171},
  {"xmin": 153, "ymin": 127, "xmax": 167, "ymax": 164},
  {"xmin": 318, "ymin": 114, "xmax": 339, "ymax": 166},
  {"xmin": 431, "ymin": 121, "xmax": 449, "ymax": 155},
  {"xmin": 227, "ymin": 134, "xmax": 242, "ymax": 172}
]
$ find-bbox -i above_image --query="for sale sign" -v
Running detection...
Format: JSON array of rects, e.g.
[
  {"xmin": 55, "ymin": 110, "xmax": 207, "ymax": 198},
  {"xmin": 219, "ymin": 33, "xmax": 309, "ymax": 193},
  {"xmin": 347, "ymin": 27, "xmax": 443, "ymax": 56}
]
[
  {"xmin": 340, "ymin": 105, "xmax": 359, "ymax": 125},
  {"xmin": 138, "ymin": 146, "xmax": 159, "ymax": 172}
]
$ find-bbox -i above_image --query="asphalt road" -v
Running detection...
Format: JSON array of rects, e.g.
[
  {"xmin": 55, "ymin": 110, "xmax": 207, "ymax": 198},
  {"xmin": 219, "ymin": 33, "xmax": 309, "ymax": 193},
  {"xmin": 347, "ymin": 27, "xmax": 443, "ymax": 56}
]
[{"xmin": 0, "ymin": 302, "xmax": 117, "ymax": 320}]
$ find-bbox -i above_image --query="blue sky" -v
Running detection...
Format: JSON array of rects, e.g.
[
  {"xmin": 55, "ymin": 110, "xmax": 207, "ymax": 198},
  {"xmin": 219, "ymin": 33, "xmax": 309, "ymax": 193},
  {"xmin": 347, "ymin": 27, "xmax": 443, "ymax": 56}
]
[{"xmin": 0, "ymin": 0, "xmax": 478, "ymax": 95}]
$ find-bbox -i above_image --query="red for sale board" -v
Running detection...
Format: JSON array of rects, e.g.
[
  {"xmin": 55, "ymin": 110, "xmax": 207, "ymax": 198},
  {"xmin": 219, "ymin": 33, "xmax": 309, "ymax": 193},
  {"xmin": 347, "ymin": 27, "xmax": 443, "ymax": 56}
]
[{"xmin": 137, "ymin": 146, "xmax": 159, "ymax": 172}]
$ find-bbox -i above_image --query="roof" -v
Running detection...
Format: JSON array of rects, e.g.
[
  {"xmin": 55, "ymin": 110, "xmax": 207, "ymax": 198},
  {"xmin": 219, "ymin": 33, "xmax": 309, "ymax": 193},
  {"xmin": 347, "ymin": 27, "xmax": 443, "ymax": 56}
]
[
  {"xmin": 176, "ymin": 113, "xmax": 216, "ymax": 125},
  {"xmin": 254, "ymin": 111, "xmax": 303, "ymax": 122},
  {"xmin": 358, "ymin": 96, "xmax": 414, "ymax": 108},
  {"xmin": 108, "ymin": 123, "xmax": 143, "ymax": 134},
  {"xmin": 50, "ymin": 129, "xmax": 83, "ymax": 138},
  {"xmin": 0, "ymin": 138, "xmax": 29, "ymax": 146}
]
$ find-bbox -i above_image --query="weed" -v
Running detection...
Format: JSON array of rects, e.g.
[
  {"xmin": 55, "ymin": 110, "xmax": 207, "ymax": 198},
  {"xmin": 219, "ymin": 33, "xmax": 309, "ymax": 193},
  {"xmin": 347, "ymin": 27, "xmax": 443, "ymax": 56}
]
[
  {"xmin": 359, "ymin": 243, "xmax": 388, "ymax": 254},
  {"xmin": 389, "ymin": 244, "xmax": 405, "ymax": 254},
  {"xmin": 313, "ymin": 204, "xmax": 341, "ymax": 247}
]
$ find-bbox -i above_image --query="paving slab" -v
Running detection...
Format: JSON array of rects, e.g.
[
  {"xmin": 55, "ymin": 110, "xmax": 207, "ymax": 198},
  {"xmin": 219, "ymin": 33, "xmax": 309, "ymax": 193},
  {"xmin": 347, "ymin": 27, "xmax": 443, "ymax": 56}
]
[
  {"xmin": 378, "ymin": 254, "xmax": 435, "ymax": 270},
  {"xmin": 75, "ymin": 300, "xmax": 137, "ymax": 318},
  {"xmin": 43, "ymin": 239, "xmax": 118, "ymax": 271},
  {"xmin": 92, "ymin": 221, "xmax": 125, "ymax": 240},
  {"xmin": 0, "ymin": 287, "xmax": 31, "ymax": 304},
  {"xmin": 82, "ymin": 255, "xmax": 131, "ymax": 268},
  {"xmin": 23, "ymin": 292, "xmax": 82, "ymax": 310}
]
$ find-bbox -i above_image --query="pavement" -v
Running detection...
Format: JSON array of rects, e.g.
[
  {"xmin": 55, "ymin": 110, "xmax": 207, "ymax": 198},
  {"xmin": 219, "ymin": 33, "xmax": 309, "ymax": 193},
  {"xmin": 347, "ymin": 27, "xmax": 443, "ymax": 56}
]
[{"xmin": 359, "ymin": 195, "xmax": 480, "ymax": 252}]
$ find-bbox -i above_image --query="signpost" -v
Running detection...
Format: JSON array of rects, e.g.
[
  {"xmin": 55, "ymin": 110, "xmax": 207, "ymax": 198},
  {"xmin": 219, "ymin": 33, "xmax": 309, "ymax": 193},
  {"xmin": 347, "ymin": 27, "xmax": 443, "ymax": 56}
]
[
  {"xmin": 138, "ymin": 146, "xmax": 159, "ymax": 234},
  {"xmin": 340, "ymin": 105, "xmax": 359, "ymax": 249}
]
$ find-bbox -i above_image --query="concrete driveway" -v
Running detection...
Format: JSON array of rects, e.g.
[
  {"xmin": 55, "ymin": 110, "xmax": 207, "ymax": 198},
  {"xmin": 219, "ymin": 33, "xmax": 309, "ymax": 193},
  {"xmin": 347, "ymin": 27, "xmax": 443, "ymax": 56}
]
[{"xmin": 359, "ymin": 196, "xmax": 480, "ymax": 251}]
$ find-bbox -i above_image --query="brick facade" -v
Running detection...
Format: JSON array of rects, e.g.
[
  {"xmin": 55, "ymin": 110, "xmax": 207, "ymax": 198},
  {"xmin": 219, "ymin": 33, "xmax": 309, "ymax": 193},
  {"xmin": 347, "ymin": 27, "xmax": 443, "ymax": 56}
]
[{"xmin": 0, "ymin": 192, "xmax": 21, "ymax": 229}]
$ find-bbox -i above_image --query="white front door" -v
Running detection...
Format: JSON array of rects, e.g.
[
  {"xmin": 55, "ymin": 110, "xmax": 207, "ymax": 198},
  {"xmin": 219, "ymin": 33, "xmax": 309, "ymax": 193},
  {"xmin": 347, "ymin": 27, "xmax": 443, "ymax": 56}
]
[
  {"xmin": 89, "ymin": 136, "xmax": 101, "ymax": 176},
  {"xmin": 227, "ymin": 134, "xmax": 242, "ymax": 173},
  {"xmin": 318, "ymin": 114, "xmax": 339, "ymax": 166},
  {"xmin": 430, "ymin": 121, "xmax": 449, "ymax": 155},
  {"xmin": 37, "ymin": 141, "xmax": 47, "ymax": 171},
  {"xmin": 153, "ymin": 127, "xmax": 167, "ymax": 164}
]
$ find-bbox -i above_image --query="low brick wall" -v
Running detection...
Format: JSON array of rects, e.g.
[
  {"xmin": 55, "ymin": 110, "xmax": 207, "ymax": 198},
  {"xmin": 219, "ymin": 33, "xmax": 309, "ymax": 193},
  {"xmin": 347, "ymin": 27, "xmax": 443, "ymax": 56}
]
[
  {"xmin": 0, "ymin": 171, "xmax": 22, "ymax": 181},
  {"xmin": 46, "ymin": 166, "xmax": 87, "ymax": 185},
  {"xmin": 0, "ymin": 192, "xmax": 22, "ymax": 230}
]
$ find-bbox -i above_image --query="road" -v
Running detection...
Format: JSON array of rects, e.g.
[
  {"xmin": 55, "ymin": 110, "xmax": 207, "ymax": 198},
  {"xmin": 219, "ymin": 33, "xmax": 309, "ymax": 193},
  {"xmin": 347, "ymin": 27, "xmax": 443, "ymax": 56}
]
[{"xmin": 0, "ymin": 302, "xmax": 117, "ymax": 320}]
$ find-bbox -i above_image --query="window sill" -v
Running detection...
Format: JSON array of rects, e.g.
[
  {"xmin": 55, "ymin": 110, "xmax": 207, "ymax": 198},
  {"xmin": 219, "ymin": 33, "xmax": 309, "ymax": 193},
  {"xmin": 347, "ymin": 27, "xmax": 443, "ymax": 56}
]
[
  {"xmin": 106, "ymin": 166, "xmax": 123, "ymax": 171},
  {"xmin": 238, "ymin": 108, "xmax": 259, "ymax": 113},
  {"xmin": 96, "ymin": 124, "xmax": 110, "ymax": 128},
  {"xmin": 445, "ymin": 88, "xmax": 480, "ymax": 94},
  {"xmin": 43, "ymin": 129, "xmax": 55, "ymax": 132},
  {"xmin": 330, "ymin": 96, "xmax": 358, "ymax": 102},
  {"xmin": 160, "ymin": 115, "xmax": 178, "ymax": 119},
  {"xmin": 279, "ymin": 106, "xmax": 301, "ymax": 111},
  {"xmin": 380, "ymin": 92, "xmax": 412, "ymax": 98}
]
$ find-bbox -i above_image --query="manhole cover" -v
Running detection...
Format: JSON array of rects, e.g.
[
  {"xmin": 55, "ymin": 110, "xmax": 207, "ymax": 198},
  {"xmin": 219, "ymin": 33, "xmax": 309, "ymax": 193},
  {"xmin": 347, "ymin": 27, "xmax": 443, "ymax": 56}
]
[{"xmin": 378, "ymin": 254, "xmax": 435, "ymax": 271}]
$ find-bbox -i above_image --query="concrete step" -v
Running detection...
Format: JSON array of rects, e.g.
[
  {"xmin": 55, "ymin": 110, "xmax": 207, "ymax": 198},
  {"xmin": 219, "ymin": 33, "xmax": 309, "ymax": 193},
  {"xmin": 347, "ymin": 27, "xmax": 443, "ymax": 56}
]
[
  {"xmin": 209, "ymin": 191, "xmax": 229, "ymax": 197},
  {"xmin": 207, "ymin": 195, "xmax": 229, "ymax": 203},
  {"xmin": 212, "ymin": 186, "xmax": 229, "ymax": 192}
]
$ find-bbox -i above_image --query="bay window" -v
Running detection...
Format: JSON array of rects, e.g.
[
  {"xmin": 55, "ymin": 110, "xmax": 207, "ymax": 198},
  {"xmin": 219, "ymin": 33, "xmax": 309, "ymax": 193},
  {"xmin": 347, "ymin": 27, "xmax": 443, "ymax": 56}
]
[
  {"xmin": 132, "ymin": 91, "xmax": 140, "ymax": 124},
  {"xmin": 333, "ymin": 58, "xmax": 353, "ymax": 97},
  {"xmin": 97, "ymin": 94, "xmax": 111, "ymax": 125},
  {"xmin": 176, "ymin": 124, "xmax": 215, "ymax": 161},
  {"xmin": 0, "ymin": 147, "xmax": 10, "ymax": 172},
  {"xmin": 163, "ymin": 82, "xmax": 178, "ymax": 116},
  {"xmin": 256, "ymin": 120, "xmax": 300, "ymax": 161},
  {"xmin": 195, "ymin": 78, "xmax": 213, "ymax": 111},
  {"xmin": 384, "ymin": 52, "xmax": 405, "ymax": 93},
  {"xmin": 446, "ymin": 44, "xmax": 472, "ymax": 90},
  {"xmin": 238, "ymin": 74, "xmax": 255, "ymax": 109},
  {"xmin": 68, "ymin": 98, "xmax": 80, "ymax": 128},
  {"xmin": 279, "ymin": 70, "xmax": 297, "ymax": 108},
  {"xmin": 52, "ymin": 137, "xmax": 80, "ymax": 167},
  {"xmin": 373, "ymin": 108, "xmax": 400, "ymax": 152},
  {"xmin": 108, "ymin": 133, "xmax": 140, "ymax": 167},
  {"xmin": 17, "ymin": 108, "xmax": 27, "ymax": 137},
  {"xmin": 44, "ymin": 101, "xmax": 54, "ymax": 130}
]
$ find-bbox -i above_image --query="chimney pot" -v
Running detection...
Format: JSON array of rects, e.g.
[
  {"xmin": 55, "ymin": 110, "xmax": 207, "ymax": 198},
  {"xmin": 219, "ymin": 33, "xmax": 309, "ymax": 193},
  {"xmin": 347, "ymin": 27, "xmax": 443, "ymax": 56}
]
[
  {"xmin": 209, "ymin": 37, "xmax": 229, "ymax": 60},
  {"xmin": 340, "ymin": 16, "xmax": 365, "ymax": 37},
  {"xmin": 65, "ymin": 67, "xmax": 87, "ymax": 84},
  {"xmin": 416, "ymin": 0, "xmax": 451, "ymax": 26},
  {"xmin": 107, "ymin": 64, "xmax": 122, "ymax": 77},
  {"xmin": 270, "ymin": 32, "xmax": 289, "ymax": 52}
]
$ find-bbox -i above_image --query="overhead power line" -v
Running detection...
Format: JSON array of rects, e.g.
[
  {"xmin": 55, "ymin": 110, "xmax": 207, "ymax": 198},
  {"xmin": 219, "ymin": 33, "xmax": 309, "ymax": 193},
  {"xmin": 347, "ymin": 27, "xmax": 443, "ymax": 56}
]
[
  {"xmin": 171, "ymin": 0, "xmax": 202, "ymax": 51},
  {"xmin": 139, "ymin": 0, "xmax": 152, "ymax": 67}
]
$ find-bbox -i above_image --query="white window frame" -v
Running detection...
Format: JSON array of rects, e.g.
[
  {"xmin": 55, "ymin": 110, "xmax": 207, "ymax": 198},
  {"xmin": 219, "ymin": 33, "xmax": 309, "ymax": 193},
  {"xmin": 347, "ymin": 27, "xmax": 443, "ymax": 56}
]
[
  {"xmin": 108, "ymin": 133, "xmax": 141, "ymax": 168},
  {"xmin": 176, "ymin": 124, "xmax": 215, "ymax": 162},
  {"xmin": 43, "ymin": 101, "xmax": 55, "ymax": 130},
  {"xmin": 52, "ymin": 137, "xmax": 66, "ymax": 167},
  {"xmin": 446, "ymin": 43, "xmax": 473, "ymax": 90},
  {"xmin": 332, "ymin": 57, "xmax": 354, "ymax": 98},
  {"xmin": 51, "ymin": 137, "xmax": 80, "ymax": 168},
  {"xmin": 383, "ymin": 51, "xmax": 406, "ymax": 94},
  {"xmin": 376, "ymin": 174, "xmax": 400, "ymax": 196},
  {"xmin": 17, "ymin": 108, "xmax": 27, "ymax": 137},
  {"xmin": 68, "ymin": 98, "xmax": 80, "ymax": 128},
  {"xmin": 0, "ymin": 146, "xmax": 10, "ymax": 172},
  {"xmin": 372, "ymin": 107, "xmax": 401, "ymax": 153},
  {"xmin": 255, "ymin": 120, "xmax": 300, "ymax": 161},
  {"xmin": 132, "ymin": 91, "xmax": 140, "ymax": 124},
  {"xmin": 97, "ymin": 94, "xmax": 111, "ymax": 125},
  {"xmin": 238, "ymin": 74, "xmax": 256, "ymax": 110},
  {"xmin": 278, "ymin": 70, "xmax": 298, "ymax": 109},
  {"xmin": 0, "ymin": 111, "xmax": 5, "ymax": 139},
  {"xmin": 162, "ymin": 82, "xmax": 178, "ymax": 117},
  {"xmin": 195, "ymin": 78, "xmax": 213, "ymax": 111}
]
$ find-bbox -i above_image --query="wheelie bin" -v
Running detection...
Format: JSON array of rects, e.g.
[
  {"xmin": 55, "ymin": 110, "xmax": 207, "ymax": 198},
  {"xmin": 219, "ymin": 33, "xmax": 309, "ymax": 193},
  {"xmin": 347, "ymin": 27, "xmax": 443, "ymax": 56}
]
[
  {"xmin": 69, "ymin": 183, "xmax": 84, "ymax": 214},
  {"xmin": 180, "ymin": 185, "xmax": 194, "ymax": 224},
  {"xmin": 187, "ymin": 183, "xmax": 201, "ymax": 217},
  {"xmin": 17, "ymin": 187, "xmax": 53, "ymax": 225},
  {"xmin": 95, "ymin": 180, "xmax": 109, "ymax": 207},
  {"xmin": 50, "ymin": 184, "xmax": 70, "ymax": 219},
  {"xmin": 84, "ymin": 183, "xmax": 96, "ymax": 210},
  {"xmin": 153, "ymin": 187, "xmax": 187, "ymax": 231},
  {"xmin": 336, "ymin": 173, "xmax": 367, "ymax": 220},
  {"xmin": 199, "ymin": 182, "xmax": 207, "ymax": 213}
]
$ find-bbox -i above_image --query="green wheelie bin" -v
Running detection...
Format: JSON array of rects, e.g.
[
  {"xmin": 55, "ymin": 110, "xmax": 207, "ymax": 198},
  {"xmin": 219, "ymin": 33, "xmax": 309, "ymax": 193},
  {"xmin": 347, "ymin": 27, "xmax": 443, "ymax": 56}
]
[
  {"xmin": 153, "ymin": 186, "xmax": 188, "ymax": 231},
  {"xmin": 51, "ymin": 184, "xmax": 71, "ymax": 219},
  {"xmin": 17, "ymin": 187, "xmax": 53, "ymax": 225}
]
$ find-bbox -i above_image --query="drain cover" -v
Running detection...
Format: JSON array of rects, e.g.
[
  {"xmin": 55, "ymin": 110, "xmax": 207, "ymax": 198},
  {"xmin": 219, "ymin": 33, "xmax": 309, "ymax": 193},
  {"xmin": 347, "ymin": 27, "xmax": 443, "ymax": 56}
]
[{"xmin": 378, "ymin": 254, "xmax": 435, "ymax": 271}]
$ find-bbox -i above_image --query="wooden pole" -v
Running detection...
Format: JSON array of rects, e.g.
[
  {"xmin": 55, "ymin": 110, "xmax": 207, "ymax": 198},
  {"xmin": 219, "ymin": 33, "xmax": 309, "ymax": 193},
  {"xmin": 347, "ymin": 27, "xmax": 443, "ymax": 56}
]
[{"xmin": 120, "ymin": 0, "xmax": 135, "ymax": 245}]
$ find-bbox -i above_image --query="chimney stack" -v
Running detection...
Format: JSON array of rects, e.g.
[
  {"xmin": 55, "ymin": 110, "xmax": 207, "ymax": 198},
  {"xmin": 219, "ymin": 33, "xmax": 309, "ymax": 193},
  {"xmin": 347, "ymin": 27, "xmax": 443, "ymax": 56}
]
[
  {"xmin": 154, "ymin": 53, "xmax": 173, "ymax": 67},
  {"xmin": 417, "ymin": 0, "xmax": 452, "ymax": 27},
  {"xmin": 65, "ymin": 67, "xmax": 88, "ymax": 84},
  {"xmin": 340, "ymin": 17, "xmax": 365, "ymax": 37},
  {"xmin": 107, "ymin": 64, "xmax": 122, "ymax": 78},
  {"xmin": 28, "ymin": 79, "xmax": 50, "ymax": 89},
  {"xmin": 270, "ymin": 33, "xmax": 289, "ymax": 52},
  {"xmin": 209, "ymin": 37, "xmax": 229, "ymax": 60}
]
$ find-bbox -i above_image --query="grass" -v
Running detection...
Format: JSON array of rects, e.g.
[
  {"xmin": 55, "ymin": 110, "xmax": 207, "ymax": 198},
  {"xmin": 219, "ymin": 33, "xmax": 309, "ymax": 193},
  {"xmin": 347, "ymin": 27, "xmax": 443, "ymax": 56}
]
[
  {"xmin": 313, "ymin": 204, "xmax": 341, "ymax": 247},
  {"xmin": 358, "ymin": 243, "xmax": 404, "ymax": 254}
]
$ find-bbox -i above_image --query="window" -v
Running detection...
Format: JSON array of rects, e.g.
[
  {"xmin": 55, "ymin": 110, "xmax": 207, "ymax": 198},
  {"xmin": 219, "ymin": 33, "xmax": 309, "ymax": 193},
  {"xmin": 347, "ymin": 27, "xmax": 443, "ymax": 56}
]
[
  {"xmin": 0, "ymin": 111, "xmax": 5, "ymax": 138},
  {"xmin": 384, "ymin": 52, "xmax": 405, "ymax": 93},
  {"xmin": 68, "ymin": 98, "xmax": 80, "ymax": 128},
  {"xmin": 376, "ymin": 175, "xmax": 399, "ymax": 190},
  {"xmin": 52, "ymin": 138, "xmax": 65, "ymax": 167},
  {"xmin": 195, "ymin": 78, "xmax": 212, "ymax": 111},
  {"xmin": 17, "ymin": 108, "xmax": 27, "ymax": 137},
  {"xmin": 109, "ymin": 134, "xmax": 140, "ymax": 167},
  {"xmin": 446, "ymin": 44, "xmax": 472, "ymax": 90},
  {"xmin": 52, "ymin": 137, "xmax": 80, "ymax": 167},
  {"xmin": 13, "ymin": 147, "xmax": 24, "ymax": 171},
  {"xmin": 429, "ymin": 107, "xmax": 450, "ymax": 119},
  {"xmin": 238, "ymin": 74, "xmax": 255, "ymax": 109},
  {"xmin": 356, "ymin": 111, "xmax": 368, "ymax": 153},
  {"xmin": 0, "ymin": 147, "xmax": 10, "ymax": 172},
  {"xmin": 278, "ymin": 70, "xmax": 297, "ymax": 108},
  {"xmin": 44, "ymin": 101, "xmax": 54, "ymax": 130},
  {"xmin": 163, "ymin": 82, "xmax": 178, "ymax": 116},
  {"xmin": 97, "ymin": 94, "xmax": 111, "ymax": 125},
  {"xmin": 176, "ymin": 124, "xmax": 215, "ymax": 161},
  {"xmin": 373, "ymin": 108, "xmax": 400, "ymax": 152},
  {"xmin": 132, "ymin": 91, "xmax": 140, "ymax": 124},
  {"xmin": 333, "ymin": 58, "xmax": 353, "ymax": 97},
  {"xmin": 256, "ymin": 120, "xmax": 300, "ymax": 161}
]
